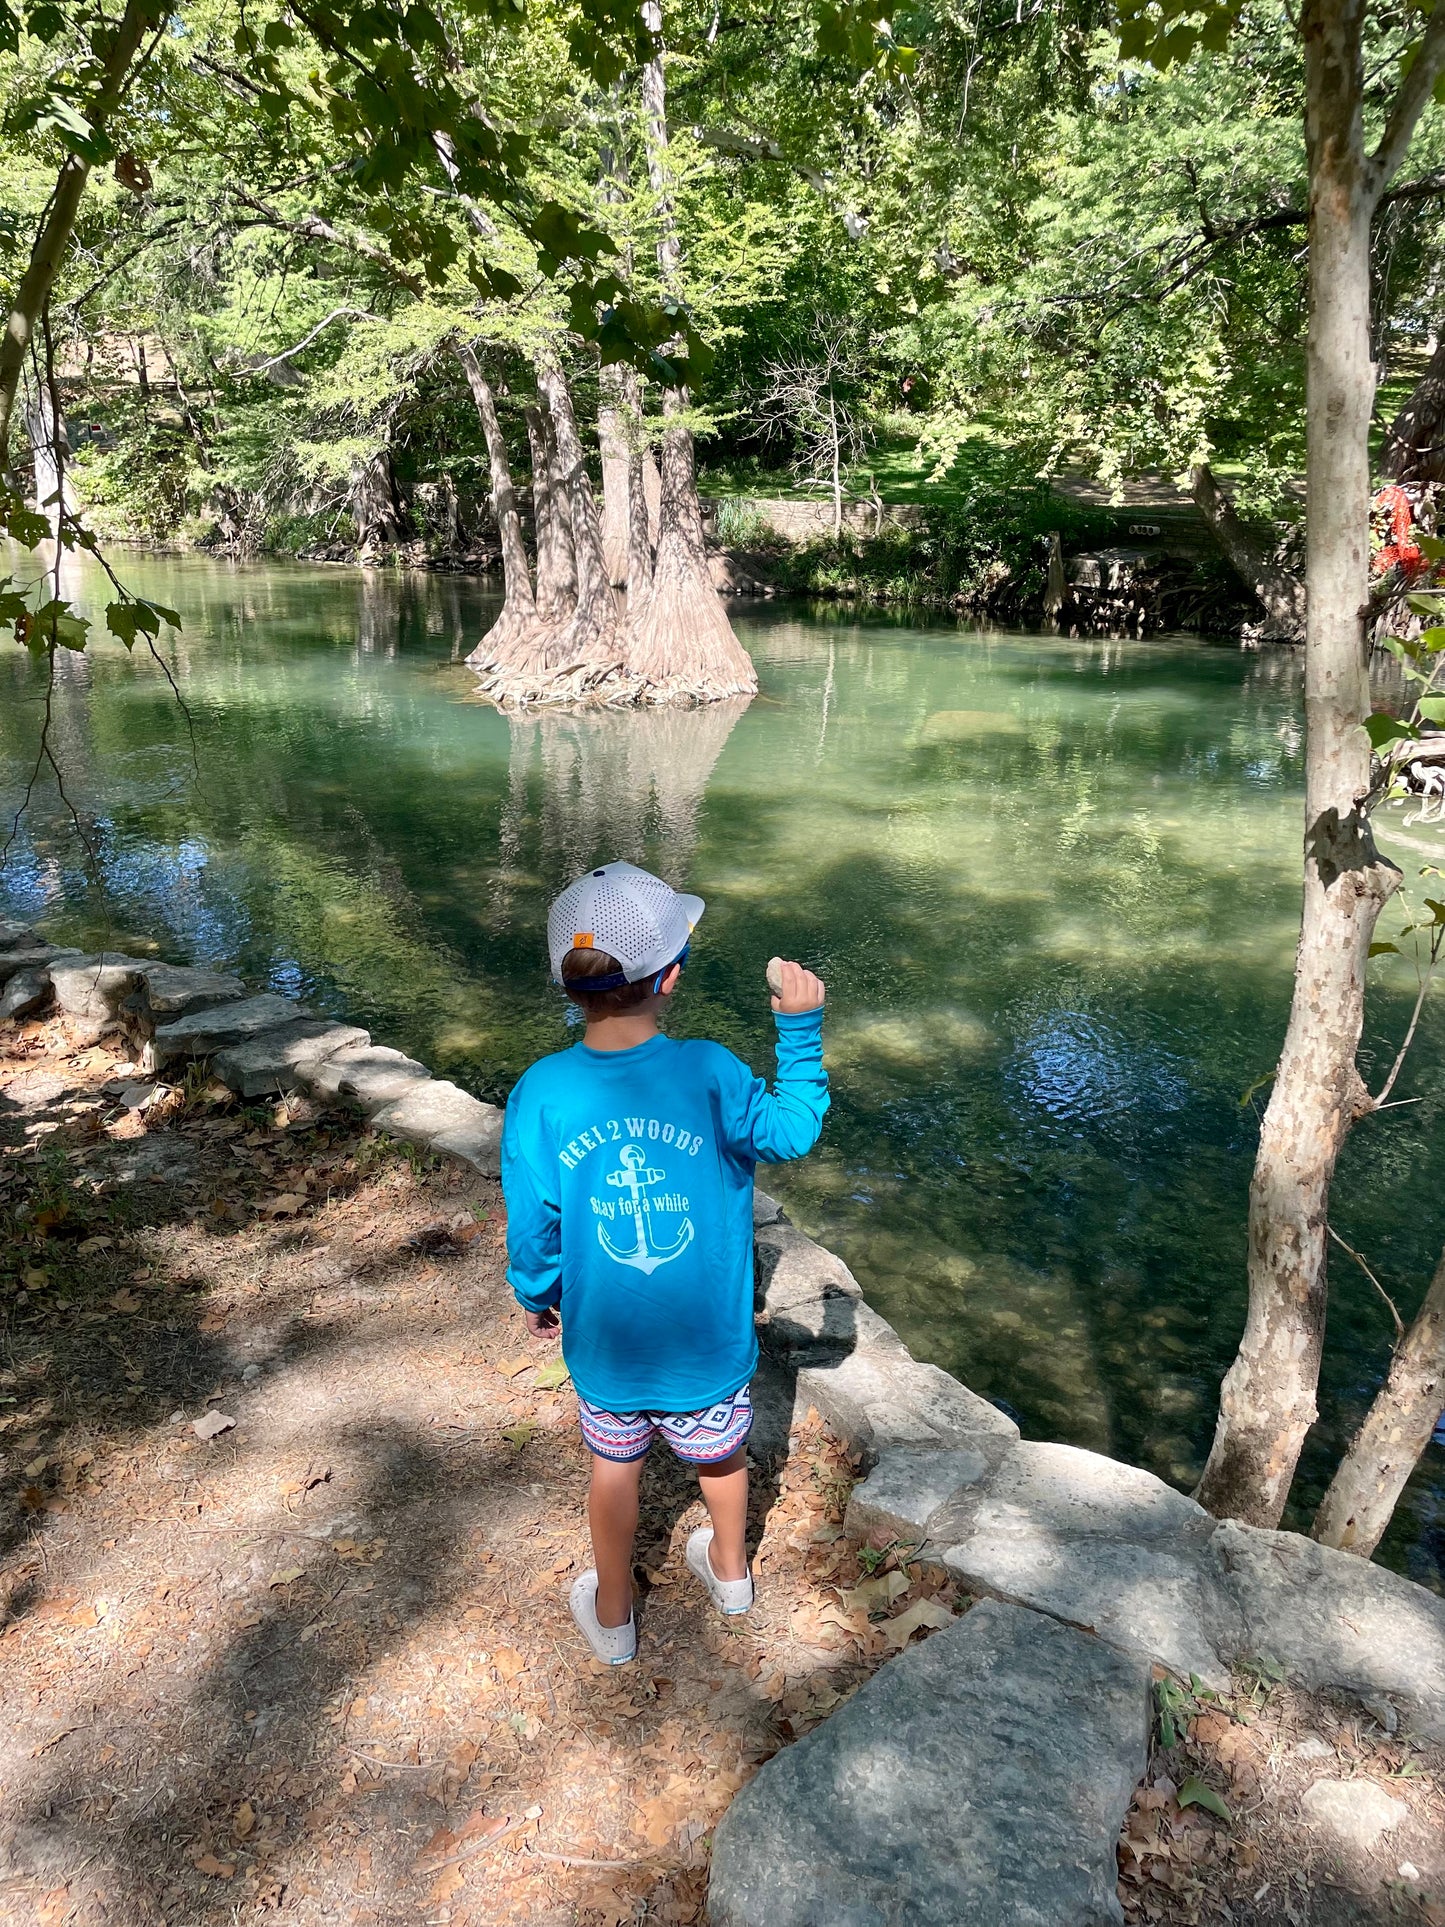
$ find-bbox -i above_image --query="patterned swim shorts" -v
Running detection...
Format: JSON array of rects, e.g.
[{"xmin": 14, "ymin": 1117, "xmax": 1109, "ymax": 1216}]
[{"xmin": 577, "ymin": 1384, "xmax": 753, "ymax": 1465}]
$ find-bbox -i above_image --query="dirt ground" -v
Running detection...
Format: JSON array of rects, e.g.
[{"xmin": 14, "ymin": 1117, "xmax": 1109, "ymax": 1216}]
[
  {"xmin": 0, "ymin": 1013, "xmax": 961, "ymax": 1927},
  {"xmin": 1118, "ymin": 1666, "xmax": 1445, "ymax": 1927}
]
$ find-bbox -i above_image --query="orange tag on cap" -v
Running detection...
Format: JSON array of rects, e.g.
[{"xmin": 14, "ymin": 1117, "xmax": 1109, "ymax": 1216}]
[{"xmin": 573, "ymin": 931, "xmax": 595, "ymax": 948}]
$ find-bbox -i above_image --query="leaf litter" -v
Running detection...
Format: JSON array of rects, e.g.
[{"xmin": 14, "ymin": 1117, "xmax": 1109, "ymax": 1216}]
[{"xmin": 0, "ymin": 1009, "xmax": 965, "ymax": 1927}]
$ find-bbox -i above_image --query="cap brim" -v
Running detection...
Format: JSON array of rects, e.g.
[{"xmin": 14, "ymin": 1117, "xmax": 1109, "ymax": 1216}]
[{"xmin": 678, "ymin": 892, "xmax": 705, "ymax": 932}]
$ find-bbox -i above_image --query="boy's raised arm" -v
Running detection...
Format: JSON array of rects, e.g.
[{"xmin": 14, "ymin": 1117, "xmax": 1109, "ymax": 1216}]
[{"xmin": 728, "ymin": 962, "xmax": 829, "ymax": 1164}]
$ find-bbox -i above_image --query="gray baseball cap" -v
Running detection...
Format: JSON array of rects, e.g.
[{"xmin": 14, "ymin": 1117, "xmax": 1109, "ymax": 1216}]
[{"xmin": 548, "ymin": 860, "xmax": 706, "ymax": 986}]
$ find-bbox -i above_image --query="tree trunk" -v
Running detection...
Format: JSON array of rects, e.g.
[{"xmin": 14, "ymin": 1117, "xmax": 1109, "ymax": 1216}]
[
  {"xmin": 0, "ymin": 0, "xmax": 154, "ymax": 470},
  {"xmin": 626, "ymin": 392, "xmax": 758, "ymax": 699},
  {"xmin": 829, "ymin": 393, "xmax": 843, "ymax": 536},
  {"xmin": 631, "ymin": 1, "xmax": 756, "ymax": 703},
  {"xmin": 1312, "ymin": 1247, "xmax": 1445, "ymax": 1555},
  {"xmin": 598, "ymin": 361, "xmax": 632, "ymax": 589},
  {"xmin": 455, "ymin": 343, "xmax": 537, "ymax": 672},
  {"xmin": 525, "ymin": 403, "xmax": 577, "ymax": 627},
  {"xmin": 535, "ymin": 356, "xmax": 623, "ymax": 675},
  {"xmin": 350, "ymin": 449, "xmax": 401, "ymax": 561},
  {"xmin": 1191, "ymin": 462, "xmax": 1307, "ymax": 639},
  {"xmin": 1379, "ymin": 340, "xmax": 1445, "ymax": 482},
  {"xmin": 624, "ymin": 368, "xmax": 656, "ymax": 608},
  {"xmin": 23, "ymin": 380, "xmax": 71, "ymax": 543},
  {"xmin": 1194, "ymin": 0, "xmax": 1402, "ymax": 1526}
]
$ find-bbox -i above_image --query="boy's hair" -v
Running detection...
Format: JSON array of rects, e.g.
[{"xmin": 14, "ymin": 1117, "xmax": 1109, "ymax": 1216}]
[{"xmin": 561, "ymin": 946, "xmax": 652, "ymax": 1016}]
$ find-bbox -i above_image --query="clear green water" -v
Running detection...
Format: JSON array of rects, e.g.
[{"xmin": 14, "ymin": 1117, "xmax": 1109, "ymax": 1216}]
[{"xmin": 4, "ymin": 551, "xmax": 1444, "ymax": 1581}]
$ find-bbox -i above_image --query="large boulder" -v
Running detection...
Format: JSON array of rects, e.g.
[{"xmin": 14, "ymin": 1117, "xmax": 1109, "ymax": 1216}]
[
  {"xmin": 0, "ymin": 968, "xmax": 53, "ymax": 1022},
  {"xmin": 49, "ymin": 953, "xmax": 149, "ymax": 1040},
  {"xmin": 707, "ymin": 1598, "xmax": 1149, "ymax": 1927},
  {"xmin": 1207, "ymin": 1521, "xmax": 1445, "ymax": 1739}
]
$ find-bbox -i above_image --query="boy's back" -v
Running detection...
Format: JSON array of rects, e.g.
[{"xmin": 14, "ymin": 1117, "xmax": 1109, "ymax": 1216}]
[{"xmin": 505, "ymin": 1016, "xmax": 827, "ymax": 1413}]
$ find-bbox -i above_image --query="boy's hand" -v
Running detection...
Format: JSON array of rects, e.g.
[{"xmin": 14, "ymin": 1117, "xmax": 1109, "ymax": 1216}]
[
  {"xmin": 525, "ymin": 1306, "xmax": 560, "ymax": 1339},
  {"xmin": 767, "ymin": 958, "xmax": 826, "ymax": 1014}
]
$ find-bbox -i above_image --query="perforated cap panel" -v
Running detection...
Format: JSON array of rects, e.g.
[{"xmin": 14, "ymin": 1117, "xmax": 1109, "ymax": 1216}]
[{"xmin": 547, "ymin": 861, "xmax": 705, "ymax": 984}]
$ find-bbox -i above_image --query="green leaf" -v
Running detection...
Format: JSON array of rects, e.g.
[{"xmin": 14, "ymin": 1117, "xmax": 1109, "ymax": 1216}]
[
  {"xmin": 1406, "ymin": 593, "xmax": 1445, "ymax": 617},
  {"xmin": 1418, "ymin": 626, "xmax": 1445, "ymax": 652},
  {"xmin": 1178, "ymin": 1777, "xmax": 1232, "ymax": 1823},
  {"xmin": 1364, "ymin": 711, "xmax": 1419, "ymax": 751},
  {"xmin": 533, "ymin": 1357, "xmax": 570, "ymax": 1390},
  {"xmin": 1416, "ymin": 696, "xmax": 1445, "ymax": 723},
  {"xmin": 1369, "ymin": 942, "xmax": 1401, "ymax": 957}
]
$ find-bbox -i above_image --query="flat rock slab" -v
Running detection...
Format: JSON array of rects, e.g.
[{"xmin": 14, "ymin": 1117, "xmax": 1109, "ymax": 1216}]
[
  {"xmin": 304, "ymin": 1042, "xmax": 434, "ymax": 1113},
  {"xmin": 845, "ymin": 1444, "xmax": 998, "ymax": 1545},
  {"xmin": 0, "ymin": 943, "xmax": 71, "ymax": 988},
  {"xmin": 49, "ymin": 954, "xmax": 149, "ymax": 1021},
  {"xmin": 795, "ymin": 1347, "xmax": 1019, "ymax": 1459},
  {"xmin": 152, "ymin": 994, "xmax": 316, "ymax": 1068},
  {"xmin": 370, "ymin": 1078, "xmax": 503, "ymax": 1176},
  {"xmin": 135, "ymin": 962, "xmax": 246, "ymax": 1020},
  {"xmin": 213, "ymin": 1021, "xmax": 370, "ymax": 1098},
  {"xmin": 1208, "ymin": 1521, "xmax": 1445, "ymax": 1738},
  {"xmin": 707, "ymin": 1598, "xmax": 1150, "ymax": 1927},
  {"xmin": 930, "ymin": 1441, "xmax": 1213, "ymax": 1548}
]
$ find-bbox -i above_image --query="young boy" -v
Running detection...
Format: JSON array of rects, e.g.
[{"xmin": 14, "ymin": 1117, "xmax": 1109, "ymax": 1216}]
[{"xmin": 502, "ymin": 860, "xmax": 827, "ymax": 1664}]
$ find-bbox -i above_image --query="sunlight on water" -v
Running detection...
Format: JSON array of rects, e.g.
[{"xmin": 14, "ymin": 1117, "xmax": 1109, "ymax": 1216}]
[{"xmin": 3, "ymin": 550, "xmax": 1443, "ymax": 1582}]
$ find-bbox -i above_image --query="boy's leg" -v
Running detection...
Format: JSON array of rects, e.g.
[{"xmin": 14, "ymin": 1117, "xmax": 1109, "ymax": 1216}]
[
  {"xmin": 588, "ymin": 1452, "xmax": 644, "ymax": 1628},
  {"xmin": 695, "ymin": 1447, "xmax": 749, "ymax": 1581}
]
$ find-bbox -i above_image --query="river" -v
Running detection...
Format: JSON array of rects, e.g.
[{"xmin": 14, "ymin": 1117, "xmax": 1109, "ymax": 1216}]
[{"xmin": 3, "ymin": 551, "xmax": 1443, "ymax": 1583}]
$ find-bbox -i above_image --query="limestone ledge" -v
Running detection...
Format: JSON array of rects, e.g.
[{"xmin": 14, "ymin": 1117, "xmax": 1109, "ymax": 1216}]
[{"xmin": 0, "ymin": 926, "xmax": 501, "ymax": 1177}]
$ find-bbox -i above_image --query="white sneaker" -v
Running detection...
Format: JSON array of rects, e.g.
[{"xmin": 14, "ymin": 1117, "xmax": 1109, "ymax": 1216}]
[
  {"xmin": 686, "ymin": 1526, "xmax": 754, "ymax": 1616},
  {"xmin": 569, "ymin": 1570, "xmax": 637, "ymax": 1664}
]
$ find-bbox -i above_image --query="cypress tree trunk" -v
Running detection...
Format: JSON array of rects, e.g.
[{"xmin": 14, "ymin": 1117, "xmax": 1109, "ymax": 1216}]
[
  {"xmin": 455, "ymin": 343, "xmax": 538, "ymax": 673},
  {"xmin": 1190, "ymin": 463, "xmax": 1306, "ymax": 639},
  {"xmin": 627, "ymin": 1, "xmax": 756, "ymax": 703},
  {"xmin": 1194, "ymin": 0, "xmax": 1402, "ymax": 1525},
  {"xmin": 350, "ymin": 448, "xmax": 401, "ymax": 562},
  {"xmin": 1312, "ymin": 1247, "xmax": 1445, "ymax": 1554},
  {"xmin": 1379, "ymin": 340, "xmax": 1445, "ymax": 483},
  {"xmin": 535, "ymin": 357, "xmax": 624, "ymax": 678},
  {"xmin": 525, "ymin": 403, "xmax": 577, "ymax": 628},
  {"xmin": 598, "ymin": 362, "xmax": 632, "ymax": 589}
]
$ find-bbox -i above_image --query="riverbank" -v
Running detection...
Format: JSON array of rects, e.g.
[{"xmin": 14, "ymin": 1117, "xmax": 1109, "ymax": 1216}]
[{"xmin": 4, "ymin": 930, "xmax": 1445, "ymax": 1927}]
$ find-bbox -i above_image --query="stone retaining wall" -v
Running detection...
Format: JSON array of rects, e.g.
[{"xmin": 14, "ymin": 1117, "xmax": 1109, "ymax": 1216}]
[{"xmin": 7, "ymin": 923, "xmax": 1445, "ymax": 1925}]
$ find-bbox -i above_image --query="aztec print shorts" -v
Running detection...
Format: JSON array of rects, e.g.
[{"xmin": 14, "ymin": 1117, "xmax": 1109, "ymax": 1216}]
[{"xmin": 577, "ymin": 1384, "xmax": 753, "ymax": 1465}]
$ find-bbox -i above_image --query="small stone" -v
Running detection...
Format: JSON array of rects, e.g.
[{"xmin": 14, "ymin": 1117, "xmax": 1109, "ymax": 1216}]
[
  {"xmin": 192, "ymin": 1410, "xmax": 237, "ymax": 1442},
  {"xmin": 0, "ymin": 967, "xmax": 52, "ymax": 1022},
  {"xmin": 1294, "ymin": 1735, "xmax": 1334, "ymax": 1761},
  {"xmin": 1399, "ymin": 1863, "xmax": 1420, "ymax": 1883},
  {"xmin": 1300, "ymin": 1778, "xmax": 1408, "ymax": 1853},
  {"xmin": 241, "ymin": 1364, "xmax": 261, "ymax": 1385},
  {"xmin": 1360, "ymin": 1693, "xmax": 1398, "ymax": 1735}
]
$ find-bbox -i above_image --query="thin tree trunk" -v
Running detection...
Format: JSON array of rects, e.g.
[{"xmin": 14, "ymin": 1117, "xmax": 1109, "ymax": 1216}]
[
  {"xmin": 23, "ymin": 381, "xmax": 70, "ymax": 543},
  {"xmin": 631, "ymin": 1, "xmax": 756, "ymax": 702},
  {"xmin": 599, "ymin": 366, "xmax": 632, "ymax": 590},
  {"xmin": 535, "ymin": 356, "xmax": 623, "ymax": 674},
  {"xmin": 525, "ymin": 403, "xmax": 576, "ymax": 626},
  {"xmin": 0, "ymin": 1, "xmax": 155, "ymax": 469},
  {"xmin": 455, "ymin": 343, "xmax": 537, "ymax": 671},
  {"xmin": 1191, "ymin": 462, "xmax": 1306, "ymax": 638},
  {"xmin": 1194, "ymin": 0, "xmax": 1402, "ymax": 1526},
  {"xmin": 830, "ymin": 393, "xmax": 842, "ymax": 536},
  {"xmin": 1312, "ymin": 1247, "xmax": 1445, "ymax": 1555}
]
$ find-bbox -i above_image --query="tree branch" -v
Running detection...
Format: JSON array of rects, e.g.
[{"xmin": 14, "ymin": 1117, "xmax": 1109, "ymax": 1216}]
[
  {"xmin": 227, "ymin": 194, "xmax": 427, "ymax": 296},
  {"xmin": 1369, "ymin": 11, "xmax": 1445, "ymax": 197}
]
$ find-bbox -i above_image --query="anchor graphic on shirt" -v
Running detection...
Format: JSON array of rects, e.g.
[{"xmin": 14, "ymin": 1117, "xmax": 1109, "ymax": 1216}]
[{"xmin": 597, "ymin": 1143, "xmax": 695, "ymax": 1275}]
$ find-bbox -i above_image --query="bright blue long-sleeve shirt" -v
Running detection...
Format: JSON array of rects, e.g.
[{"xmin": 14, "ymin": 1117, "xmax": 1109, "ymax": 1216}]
[{"xmin": 503, "ymin": 1008, "xmax": 828, "ymax": 1413}]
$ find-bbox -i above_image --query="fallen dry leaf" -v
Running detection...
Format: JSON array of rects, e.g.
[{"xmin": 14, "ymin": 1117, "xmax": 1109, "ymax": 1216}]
[
  {"xmin": 493, "ymin": 1646, "xmax": 526, "ymax": 1680},
  {"xmin": 880, "ymin": 1597, "xmax": 954, "ymax": 1650},
  {"xmin": 193, "ymin": 1852, "xmax": 236, "ymax": 1879},
  {"xmin": 233, "ymin": 1801, "xmax": 256, "ymax": 1839},
  {"xmin": 264, "ymin": 1191, "xmax": 308, "ymax": 1218},
  {"xmin": 192, "ymin": 1409, "xmax": 236, "ymax": 1441},
  {"xmin": 268, "ymin": 1566, "xmax": 304, "ymax": 1588},
  {"xmin": 496, "ymin": 1355, "xmax": 533, "ymax": 1379}
]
